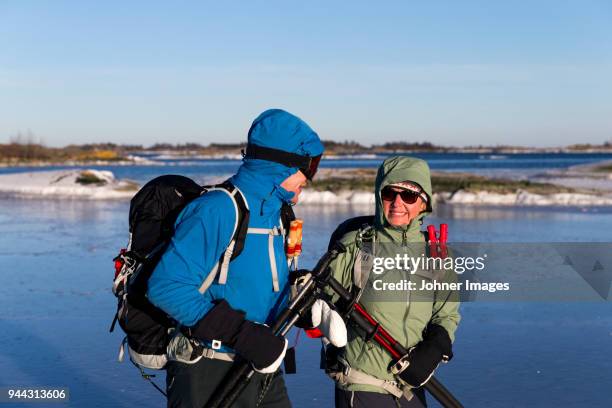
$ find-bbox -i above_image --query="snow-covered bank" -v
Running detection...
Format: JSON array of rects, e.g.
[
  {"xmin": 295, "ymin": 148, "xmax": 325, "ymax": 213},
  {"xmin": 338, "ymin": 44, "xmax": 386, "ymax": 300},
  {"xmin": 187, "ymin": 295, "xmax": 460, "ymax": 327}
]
[
  {"xmin": 531, "ymin": 160, "xmax": 612, "ymax": 192},
  {"xmin": 436, "ymin": 190, "xmax": 612, "ymax": 206},
  {"xmin": 300, "ymin": 189, "xmax": 612, "ymax": 206},
  {"xmin": 2, "ymin": 169, "xmax": 612, "ymax": 206},
  {"xmin": 0, "ymin": 169, "xmax": 139, "ymax": 199},
  {"xmin": 299, "ymin": 190, "xmax": 376, "ymax": 205}
]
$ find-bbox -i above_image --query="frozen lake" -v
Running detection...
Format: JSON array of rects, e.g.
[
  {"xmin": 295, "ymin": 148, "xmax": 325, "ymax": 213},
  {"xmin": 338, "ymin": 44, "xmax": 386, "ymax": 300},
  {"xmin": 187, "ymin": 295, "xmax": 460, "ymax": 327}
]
[{"xmin": 1, "ymin": 198, "xmax": 611, "ymax": 407}]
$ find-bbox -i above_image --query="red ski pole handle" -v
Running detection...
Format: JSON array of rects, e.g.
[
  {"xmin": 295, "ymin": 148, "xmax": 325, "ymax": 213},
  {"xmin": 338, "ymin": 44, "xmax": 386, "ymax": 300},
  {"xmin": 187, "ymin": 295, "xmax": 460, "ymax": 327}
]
[
  {"xmin": 439, "ymin": 224, "xmax": 448, "ymax": 243},
  {"xmin": 427, "ymin": 225, "xmax": 438, "ymax": 243},
  {"xmin": 439, "ymin": 223, "xmax": 448, "ymax": 258},
  {"xmin": 427, "ymin": 225, "xmax": 439, "ymax": 257}
]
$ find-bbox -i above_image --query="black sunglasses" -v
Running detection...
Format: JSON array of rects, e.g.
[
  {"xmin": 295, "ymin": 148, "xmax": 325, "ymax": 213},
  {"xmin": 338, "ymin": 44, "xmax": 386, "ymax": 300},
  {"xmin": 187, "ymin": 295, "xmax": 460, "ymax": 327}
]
[
  {"xmin": 299, "ymin": 155, "xmax": 321, "ymax": 180},
  {"xmin": 381, "ymin": 186, "xmax": 421, "ymax": 204}
]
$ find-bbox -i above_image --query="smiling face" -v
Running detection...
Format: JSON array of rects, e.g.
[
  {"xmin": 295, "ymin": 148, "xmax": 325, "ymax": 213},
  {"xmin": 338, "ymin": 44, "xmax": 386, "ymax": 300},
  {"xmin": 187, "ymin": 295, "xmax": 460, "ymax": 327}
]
[
  {"xmin": 280, "ymin": 170, "xmax": 308, "ymax": 204},
  {"xmin": 382, "ymin": 186, "xmax": 427, "ymax": 226}
]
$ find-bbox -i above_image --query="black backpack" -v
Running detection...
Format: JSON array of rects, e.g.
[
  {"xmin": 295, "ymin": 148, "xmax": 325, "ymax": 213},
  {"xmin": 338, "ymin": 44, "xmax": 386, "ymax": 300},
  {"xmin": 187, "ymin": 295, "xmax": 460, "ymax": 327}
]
[{"xmin": 110, "ymin": 175, "xmax": 250, "ymax": 372}]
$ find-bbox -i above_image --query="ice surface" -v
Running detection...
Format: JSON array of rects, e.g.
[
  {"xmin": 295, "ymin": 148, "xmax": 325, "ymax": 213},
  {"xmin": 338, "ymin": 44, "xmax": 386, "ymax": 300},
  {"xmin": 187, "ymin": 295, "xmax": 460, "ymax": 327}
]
[{"xmin": 1, "ymin": 198, "xmax": 612, "ymax": 407}]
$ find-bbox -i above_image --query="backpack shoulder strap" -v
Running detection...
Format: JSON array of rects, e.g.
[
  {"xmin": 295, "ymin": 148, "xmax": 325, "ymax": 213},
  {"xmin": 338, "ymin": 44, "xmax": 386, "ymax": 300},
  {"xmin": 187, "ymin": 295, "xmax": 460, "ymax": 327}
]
[
  {"xmin": 197, "ymin": 181, "xmax": 250, "ymax": 293},
  {"xmin": 352, "ymin": 224, "xmax": 376, "ymax": 295},
  {"xmin": 326, "ymin": 215, "xmax": 377, "ymax": 295},
  {"xmin": 217, "ymin": 181, "xmax": 250, "ymax": 261}
]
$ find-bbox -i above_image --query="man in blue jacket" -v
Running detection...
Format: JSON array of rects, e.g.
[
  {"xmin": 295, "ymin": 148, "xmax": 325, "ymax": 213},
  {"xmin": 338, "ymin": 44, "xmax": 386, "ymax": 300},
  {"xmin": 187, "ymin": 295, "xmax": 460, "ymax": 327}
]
[{"xmin": 148, "ymin": 109, "xmax": 325, "ymax": 408}]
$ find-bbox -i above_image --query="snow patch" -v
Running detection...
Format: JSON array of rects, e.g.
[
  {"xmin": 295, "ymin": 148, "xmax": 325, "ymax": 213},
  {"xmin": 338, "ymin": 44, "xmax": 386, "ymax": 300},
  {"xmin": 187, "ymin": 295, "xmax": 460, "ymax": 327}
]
[
  {"xmin": 300, "ymin": 190, "xmax": 375, "ymax": 206},
  {"xmin": 435, "ymin": 189, "xmax": 612, "ymax": 206},
  {"xmin": 125, "ymin": 154, "xmax": 158, "ymax": 164},
  {"xmin": 0, "ymin": 169, "xmax": 139, "ymax": 200},
  {"xmin": 530, "ymin": 176, "xmax": 612, "ymax": 192},
  {"xmin": 300, "ymin": 189, "xmax": 612, "ymax": 206}
]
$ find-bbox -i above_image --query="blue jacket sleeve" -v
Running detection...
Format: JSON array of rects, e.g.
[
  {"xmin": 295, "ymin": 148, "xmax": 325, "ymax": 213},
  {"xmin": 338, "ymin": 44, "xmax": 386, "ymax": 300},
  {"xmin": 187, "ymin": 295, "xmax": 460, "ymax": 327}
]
[{"xmin": 147, "ymin": 192, "xmax": 237, "ymax": 327}]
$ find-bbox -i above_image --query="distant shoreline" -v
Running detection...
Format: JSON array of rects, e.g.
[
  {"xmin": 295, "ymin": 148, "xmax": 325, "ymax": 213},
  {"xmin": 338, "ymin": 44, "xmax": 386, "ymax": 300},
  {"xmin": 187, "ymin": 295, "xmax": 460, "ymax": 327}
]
[
  {"xmin": 2, "ymin": 141, "xmax": 612, "ymax": 167},
  {"xmin": 3, "ymin": 150, "xmax": 612, "ymax": 168}
]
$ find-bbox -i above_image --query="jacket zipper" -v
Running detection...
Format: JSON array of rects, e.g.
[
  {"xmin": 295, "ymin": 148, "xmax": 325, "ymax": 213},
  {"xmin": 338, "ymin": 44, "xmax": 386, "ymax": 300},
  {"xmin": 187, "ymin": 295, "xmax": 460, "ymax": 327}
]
[{"xmin": 402, "ymin": 229, "xmax": 411, "ymax": 318}]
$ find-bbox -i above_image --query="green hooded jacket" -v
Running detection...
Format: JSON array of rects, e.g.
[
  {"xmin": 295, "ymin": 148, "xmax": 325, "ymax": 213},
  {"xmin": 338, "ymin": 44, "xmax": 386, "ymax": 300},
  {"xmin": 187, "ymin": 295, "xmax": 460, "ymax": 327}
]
[{"xmin": 326, "ymin": 156, "xmax": 461, "ymax": 394}]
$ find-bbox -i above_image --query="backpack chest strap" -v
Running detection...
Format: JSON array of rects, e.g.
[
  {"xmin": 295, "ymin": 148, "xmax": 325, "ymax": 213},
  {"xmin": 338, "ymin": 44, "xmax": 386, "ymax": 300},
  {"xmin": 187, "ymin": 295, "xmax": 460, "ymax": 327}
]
[
  {"xmin": 198, "ymin": 220, "xmax": 286, "ymax": 295},
  {"xmin": 246, "ymin": 227, "xmax": 282, "ymax": 235},
  {"xmin": 247, "ymin": 225, "xmax": 284, "ymax": 292}
]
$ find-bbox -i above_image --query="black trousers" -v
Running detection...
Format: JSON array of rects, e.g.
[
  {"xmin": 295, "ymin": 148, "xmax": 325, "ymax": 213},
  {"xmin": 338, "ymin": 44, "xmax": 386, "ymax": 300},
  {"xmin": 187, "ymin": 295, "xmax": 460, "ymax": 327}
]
[
  {"xmin": 166, "ymin": 358, "xmax": 291, "ymax": 408},
  {"xmin": 335, "ymin": 387, "xmax": 426, "ymax": 408}
]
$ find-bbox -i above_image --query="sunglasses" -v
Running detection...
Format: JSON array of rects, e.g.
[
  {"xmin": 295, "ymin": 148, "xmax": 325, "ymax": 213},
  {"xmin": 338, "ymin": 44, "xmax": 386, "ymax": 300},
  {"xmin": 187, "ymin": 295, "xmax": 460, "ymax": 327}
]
[
  {"xmin": 381, "ymin": 186, "xmax": 421, "ymax": 204},
  {"xmin": 299, "ymin": 155, "xmax": 322, "ymax": 180}
]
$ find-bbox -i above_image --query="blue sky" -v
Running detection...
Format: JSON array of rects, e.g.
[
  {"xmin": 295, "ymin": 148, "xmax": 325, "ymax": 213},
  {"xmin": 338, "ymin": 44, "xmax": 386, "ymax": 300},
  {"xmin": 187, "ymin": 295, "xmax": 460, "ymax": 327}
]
[{"xmin": 1, "ymin": 1, "xmax": 611, "ymax": 147}]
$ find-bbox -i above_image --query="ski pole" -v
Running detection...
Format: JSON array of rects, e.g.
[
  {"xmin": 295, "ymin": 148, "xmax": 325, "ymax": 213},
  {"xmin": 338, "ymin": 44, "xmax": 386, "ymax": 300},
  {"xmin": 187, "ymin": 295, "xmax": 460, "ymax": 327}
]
[
  {"xmin": 427, "ymin": 225, "xmax": 439, "ymax": 258},
  {"xmin": 205, "ymin": 244, "xmax": 345, "ymax": 408},
  {"xmin": 428, "ymin": 223, "xmax": 449, "ymax": 258},
  {"xmin": 324, "ymin": 273, "xmax": 463, "ymax": 408},
  {"xmin": 439, "ymin": 223, "xmax": 448, "ymax": 258}
]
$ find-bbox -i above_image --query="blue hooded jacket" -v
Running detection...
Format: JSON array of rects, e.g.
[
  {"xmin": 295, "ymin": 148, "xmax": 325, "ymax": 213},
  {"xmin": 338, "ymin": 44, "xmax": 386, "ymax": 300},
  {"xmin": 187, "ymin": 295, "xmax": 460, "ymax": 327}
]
[{"xmin": 147, "ymin": 109, "xmax": 324, "ymax": 350}]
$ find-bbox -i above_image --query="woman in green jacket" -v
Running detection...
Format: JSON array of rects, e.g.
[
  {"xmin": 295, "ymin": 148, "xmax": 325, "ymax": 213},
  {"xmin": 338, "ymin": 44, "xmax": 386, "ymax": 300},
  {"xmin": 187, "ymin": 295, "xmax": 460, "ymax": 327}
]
[{"xmin": 321, "ymin": 156, "xmax": 461, "ymax": 408}]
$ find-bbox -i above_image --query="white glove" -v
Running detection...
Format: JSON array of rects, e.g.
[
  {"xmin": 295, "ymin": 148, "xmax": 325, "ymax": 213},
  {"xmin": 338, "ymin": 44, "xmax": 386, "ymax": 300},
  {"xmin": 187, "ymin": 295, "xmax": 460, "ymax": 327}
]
[
  {"xmin": 253, "ymin": 338, "xmax": 288, "ymax": 374},
  {"xmin": 311, "ymin": 299, "xmax": 347, "ymax": 347}
]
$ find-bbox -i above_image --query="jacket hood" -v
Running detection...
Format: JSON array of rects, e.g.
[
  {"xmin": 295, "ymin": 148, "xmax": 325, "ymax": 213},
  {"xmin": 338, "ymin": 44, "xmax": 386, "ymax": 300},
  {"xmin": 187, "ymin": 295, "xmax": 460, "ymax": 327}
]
[
  {"xmin": 232, "ymin": 109, "xmax": 324, "ymax": 210},
  {"xmin": 247, "ymin": 109, "xmax": 324, "ymax": 159},
  {"xmin": 374, "ymin": 156, "xmax": 433, "ymax": 238}
]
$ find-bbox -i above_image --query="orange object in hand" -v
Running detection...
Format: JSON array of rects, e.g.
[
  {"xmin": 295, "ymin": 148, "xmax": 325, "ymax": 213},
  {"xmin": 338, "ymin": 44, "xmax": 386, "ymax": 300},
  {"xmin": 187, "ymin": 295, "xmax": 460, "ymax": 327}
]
[
  {"xmin": 294, "ymin": 220, "xmax": 304, "ymax": 257},
  {"xmin": 287, "ymin": 219, "xmax": 303, "ymax": 258},
  {"xmin": 287, "ymin": 221, "xmax": 297, "ymax": 258}
]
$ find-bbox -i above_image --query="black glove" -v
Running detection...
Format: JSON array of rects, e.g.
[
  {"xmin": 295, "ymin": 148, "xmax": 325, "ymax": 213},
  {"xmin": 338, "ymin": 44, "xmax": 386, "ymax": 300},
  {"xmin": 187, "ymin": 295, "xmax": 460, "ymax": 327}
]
[
  {"xmin": 392, "ymin": 324, "xmax": 453, "ymax": 388},
  {"xmin": 187, "ymin": 299, "xmax": 286, "ymax": 371}
]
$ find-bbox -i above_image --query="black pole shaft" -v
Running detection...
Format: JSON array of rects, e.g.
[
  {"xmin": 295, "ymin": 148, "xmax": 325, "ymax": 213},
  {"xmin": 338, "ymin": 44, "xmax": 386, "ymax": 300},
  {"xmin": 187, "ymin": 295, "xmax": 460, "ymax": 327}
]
[
  {"xmin": 208, "ymin": 362, "xmax": 252, "ymax": 408},
  {"xmin": 205, "ymin": 247, "xmax": 342, "ymax": 408},
  {"xmin": 211, "ymin": 295, "xmax": 318, "ymax": 408},
  {"xmin": 427, "ymin": 377, "xmax": 464, "ymax": 408}
]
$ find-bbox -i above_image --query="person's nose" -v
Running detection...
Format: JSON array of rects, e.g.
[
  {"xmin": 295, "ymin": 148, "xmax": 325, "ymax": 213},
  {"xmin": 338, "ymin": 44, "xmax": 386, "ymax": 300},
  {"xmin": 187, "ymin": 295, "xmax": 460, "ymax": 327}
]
[{"xmin": 393, "ymin": 193, "xmax": 404, "ymax": 207}]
